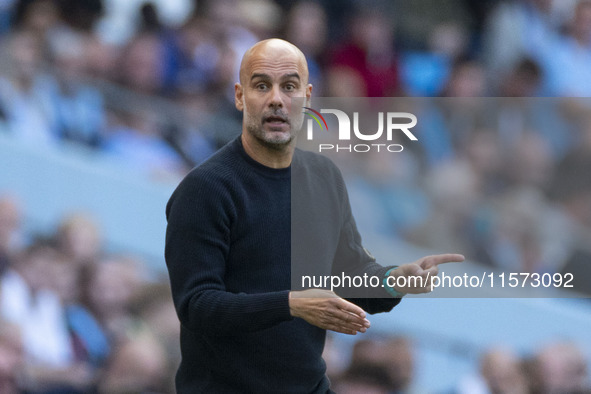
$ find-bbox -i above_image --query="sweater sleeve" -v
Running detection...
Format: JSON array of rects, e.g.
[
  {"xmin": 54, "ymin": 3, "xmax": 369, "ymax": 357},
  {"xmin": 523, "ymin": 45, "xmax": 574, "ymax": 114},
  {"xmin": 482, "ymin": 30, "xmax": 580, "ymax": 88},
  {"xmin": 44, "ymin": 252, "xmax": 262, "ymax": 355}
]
[
  {"xmin": 165, "ymin": 173, "xmax": 293, "ymax": 337},
  {"xmin": 330, "ymin": 166, "xmax": 401, "ymax": 314}
]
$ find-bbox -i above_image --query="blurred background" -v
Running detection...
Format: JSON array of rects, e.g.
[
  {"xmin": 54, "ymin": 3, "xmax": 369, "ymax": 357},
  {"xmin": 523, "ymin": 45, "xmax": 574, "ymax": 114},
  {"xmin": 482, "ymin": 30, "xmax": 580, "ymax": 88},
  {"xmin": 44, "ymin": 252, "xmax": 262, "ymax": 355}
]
[{"xmin": 0, "ymin": 0, "xmax": 591, "ymax": 392}]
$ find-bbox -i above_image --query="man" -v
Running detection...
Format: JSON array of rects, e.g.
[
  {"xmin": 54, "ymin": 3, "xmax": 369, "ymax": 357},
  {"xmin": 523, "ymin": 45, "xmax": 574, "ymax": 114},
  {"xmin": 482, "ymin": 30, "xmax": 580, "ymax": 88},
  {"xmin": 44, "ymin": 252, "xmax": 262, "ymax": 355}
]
[{"xmin": 165, "ymin": 38, "xmax": 464, "ymax": 393}]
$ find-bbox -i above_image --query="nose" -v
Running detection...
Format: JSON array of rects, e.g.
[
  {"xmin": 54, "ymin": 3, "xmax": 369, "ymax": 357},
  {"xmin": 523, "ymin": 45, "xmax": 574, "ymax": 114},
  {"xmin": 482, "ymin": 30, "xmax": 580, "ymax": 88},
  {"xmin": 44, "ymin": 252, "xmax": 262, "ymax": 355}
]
[{"xmin": 269, "ymin": 84, "xmax": 284, "ymax": 108}]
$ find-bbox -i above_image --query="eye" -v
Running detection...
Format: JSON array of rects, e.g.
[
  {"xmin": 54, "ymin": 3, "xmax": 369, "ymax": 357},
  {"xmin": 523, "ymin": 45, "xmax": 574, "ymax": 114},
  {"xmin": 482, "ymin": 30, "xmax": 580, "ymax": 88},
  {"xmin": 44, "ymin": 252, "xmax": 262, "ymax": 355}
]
[
  {"xmin": 284, "ymin": 83, "xmax": 296, "ymax": 91},
  {"xmin": 255, "ymin": 83, "xmax": 268, "ymax": 91}
]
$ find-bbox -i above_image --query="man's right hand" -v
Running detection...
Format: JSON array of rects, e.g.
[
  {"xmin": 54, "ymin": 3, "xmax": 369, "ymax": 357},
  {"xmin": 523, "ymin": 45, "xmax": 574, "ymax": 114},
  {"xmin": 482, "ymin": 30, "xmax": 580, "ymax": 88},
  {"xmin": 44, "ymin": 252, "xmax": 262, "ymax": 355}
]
[{"xmin": 288, "ymin": 289, "xmax": 370, "ymax": 335}]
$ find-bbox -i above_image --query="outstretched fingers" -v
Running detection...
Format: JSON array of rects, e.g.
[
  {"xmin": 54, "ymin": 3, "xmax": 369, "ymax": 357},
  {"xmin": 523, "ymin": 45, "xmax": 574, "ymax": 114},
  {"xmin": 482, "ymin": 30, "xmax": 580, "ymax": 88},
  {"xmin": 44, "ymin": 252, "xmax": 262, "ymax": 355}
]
[
  {"xmin": 289, "ymin": 290, "xmax": 370, "ymax": 335},
  {"xmin": 331, "ymin": 299, "xmax": 370, "ymax": 332},
  {"xmin": 421, "ymin": 254, "xmax": 465, "ymax": 268}
]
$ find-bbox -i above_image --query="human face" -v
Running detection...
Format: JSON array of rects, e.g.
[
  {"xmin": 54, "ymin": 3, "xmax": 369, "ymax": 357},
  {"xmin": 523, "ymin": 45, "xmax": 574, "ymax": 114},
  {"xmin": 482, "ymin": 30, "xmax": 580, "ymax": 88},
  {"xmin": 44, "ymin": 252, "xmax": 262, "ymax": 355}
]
[{"xmin": 235, "ymin": 43, "xmax": 312, "ymax": 151}]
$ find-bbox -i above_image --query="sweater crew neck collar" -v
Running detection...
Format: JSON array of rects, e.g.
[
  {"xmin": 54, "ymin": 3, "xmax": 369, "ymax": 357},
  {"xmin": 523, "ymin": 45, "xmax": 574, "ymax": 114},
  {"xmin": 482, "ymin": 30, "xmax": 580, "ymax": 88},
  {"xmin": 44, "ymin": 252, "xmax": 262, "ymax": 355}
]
[{"xmin": 232, "ymin": 136, "xmax": 291, "ymax": 179}]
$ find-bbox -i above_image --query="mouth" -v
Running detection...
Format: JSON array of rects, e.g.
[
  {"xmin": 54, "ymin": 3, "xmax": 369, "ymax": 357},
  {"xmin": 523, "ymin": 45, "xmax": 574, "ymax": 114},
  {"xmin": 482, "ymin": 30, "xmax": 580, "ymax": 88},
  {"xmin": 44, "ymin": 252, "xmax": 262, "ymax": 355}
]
[
  {"xmin": 264, "ymin": 114, "xmax": 289, "ymax": 125},
  {"xmin": 263, "ymin": 115, "xmax": 290, "ymax": 132}
]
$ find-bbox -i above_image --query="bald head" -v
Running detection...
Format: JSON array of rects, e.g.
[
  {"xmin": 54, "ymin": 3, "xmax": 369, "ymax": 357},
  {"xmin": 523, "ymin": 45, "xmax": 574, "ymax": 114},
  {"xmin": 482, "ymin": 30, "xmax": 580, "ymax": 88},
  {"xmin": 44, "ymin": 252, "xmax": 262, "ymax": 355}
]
[
  {"xmin": 239, "ymin": 39, "xmax": 309, "ymax": 85},
  {"xmin": 234, "ymin": 38, "xmax": 312, "ymax": 166}
]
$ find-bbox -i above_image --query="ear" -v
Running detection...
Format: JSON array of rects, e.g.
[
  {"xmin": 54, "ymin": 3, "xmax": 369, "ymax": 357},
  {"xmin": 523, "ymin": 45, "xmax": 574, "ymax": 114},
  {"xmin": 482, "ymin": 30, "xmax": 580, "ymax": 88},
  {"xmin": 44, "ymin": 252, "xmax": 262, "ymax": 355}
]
[
  {"xmin": 235, "ymin": 83, "xmax": 244, "ymax": 111},
  {"xmin": 305, "ymin": 83, "xmax": 313, "ymax": 107}
]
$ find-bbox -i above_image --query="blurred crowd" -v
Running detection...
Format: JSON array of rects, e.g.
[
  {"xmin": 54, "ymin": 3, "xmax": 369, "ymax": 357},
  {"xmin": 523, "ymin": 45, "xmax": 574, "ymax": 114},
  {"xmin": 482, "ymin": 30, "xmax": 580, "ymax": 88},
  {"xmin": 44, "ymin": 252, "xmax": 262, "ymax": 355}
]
[
  {"xmin": 0, "ymin": 195, "xmax": 179, "ymax": 393},
  {"xmin": 2, "ymin": 0, "xmax": 591, "ymax": 173},
  {"xmin": 0, "ymin": 0, "xmax": 589, "ymax": 277},
  {"xmin": 323, "ymin": 334, "xmax": 590, "ymax": 394},
  {"xmin": 1, "ymin": 0, "xmax": 591, "ymax": 392},
  {"xmin": 342, "ymin": 96, "xmax": 591, "ymax": 295}
]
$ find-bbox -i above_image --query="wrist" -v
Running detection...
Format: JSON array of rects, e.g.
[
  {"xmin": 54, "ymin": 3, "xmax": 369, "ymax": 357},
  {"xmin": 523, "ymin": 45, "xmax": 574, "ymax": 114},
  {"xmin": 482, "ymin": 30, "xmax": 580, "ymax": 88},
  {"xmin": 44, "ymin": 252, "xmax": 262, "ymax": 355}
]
[
  {"xmin": 288, "ymin": 291, "xmax": 301, "ymax": 318},
  {"xmin": 384, "ymin": 267, "xmax": 406, "ymax": 298}
]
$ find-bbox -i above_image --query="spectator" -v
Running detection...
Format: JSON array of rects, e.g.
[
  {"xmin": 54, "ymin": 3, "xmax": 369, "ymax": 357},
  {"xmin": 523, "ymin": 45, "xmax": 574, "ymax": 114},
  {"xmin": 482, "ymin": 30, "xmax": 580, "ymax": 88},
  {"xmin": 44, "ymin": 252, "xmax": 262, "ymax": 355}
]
[
  {"xmin": 497, "ymin": 57, "xmax": 543, "ymax": 97},
  {"xmin": 475, "ymin": 188, "xmax": 548, "ymax": 272},
  {"xmin": 0, "ymin": 29, "xmax": 59, "ymax": 145},
  {"xmin": 332, "ymin": 363, "xmax": 393, "ymax": 394},
  {"xmin": 535, "ymin": 0, "xmax": 591, "ymax": 96},
  {"xmin": 130, "ymin": 281, "xmax": 180, "ymax": 379},
  {"xmin": 495, "ymin": 66, "xmax": 573, "ymax": 161},
  {"xmin": 83, "ymin": 34, "xmax": 119, "ymax": 81},
  {"xmin": 327, "ymin": 7, "xmax": 400, "ymax": 97},
  {"xmin": 0, "ymin": 321, "xmax": 24, "ymax": 394},
  {"xmin": 439, "ymin": 57, "xmax": 487, "ymax": 97},
  {"xmin": 347, "ymin": 149, "xmax": 428, "ymax": 240},
  {"xmin": 501, "ymin": 131, "xmax": 554, "ymax": 190},
  {"xmin": 46, "ymin": 28, "xmax": 106, "ymax": 147},
  {"xmin": 0, "ymin": 243, "xmax": 72, "ymax": 368},
  {"xmin": 172, "ymin": 92, "xmax": 220, "ymax": 162},
  {"xmin": 117, "ymin": 32, "xmax": 166, "ymax": 95},
  {"xmin": 400, "ymin": 21, "xmax": 470, "ymax": 96},
  {"xmin": 408, "ymin": 158, "xmax": 481, "ymax": 257},
  {"xmin": 12, "ymin": 0, "xmax": 62, "ymax": 38},
  {"xmin": 394, "ymin": 0, "xmax": 474, "ymax": 52},
  {"xmin": 54, "ymin": 212, "xmax": 102, "ymax": 267},
  {"xmin": 460, "ymin": 128, "xmax": 503, "ymax": 195},
  {"xmin": 196, "ymin": 0, "xmax": 259, "ymax": 97},
  {"xmin": 0, "ymin": 242, "xmax": 94, "ymax": 393},
  {"xmin": 283, "ymin": 1, "xmax": 328, "ymax": 95},
  {"xmin": 102, "ymin": 110, "xmax": 189, "ymax": 179},
  {"xmin": 80, "ymin": 255, "xmax": 146, "ymax": 343},
  {"xmin": 348, "ymin": 336, "xmax": 419, "ymax": 393},
  {"xmin": 528, "ymin": 342, "xmax": 589, "ymax": 394},
  {"xmin": 412, "ymin": 59, "xmax": 487, "ymax": 169},
  {"xmin": 234, "ymin": 0, "xmax": 282, "ymax": 39},
  {"xmin": 457, "ymin": 347, "xmax": 528, "ymax": 394},
  {"xmin": 483, "ymin": 0, "xmax": 559, "ymax": 91},
  {"xmin": 171, "ymin": 13, "xmax": 241, "ymax": 109},
  {"xmin": 47, "ymin": 247, "xmax": 110, "ymax": 370},
  {"xmin": 96, "ymin": 333, "xmax": 169, "ymax": 394}
]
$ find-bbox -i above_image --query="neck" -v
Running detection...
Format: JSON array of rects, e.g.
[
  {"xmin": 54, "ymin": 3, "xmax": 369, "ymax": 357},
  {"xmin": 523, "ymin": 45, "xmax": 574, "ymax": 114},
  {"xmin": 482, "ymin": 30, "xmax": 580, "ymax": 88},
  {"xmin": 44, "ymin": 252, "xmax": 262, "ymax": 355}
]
[{"xmin": 241, "ymin": 133, "xmax": 295, "ymax": 169}]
